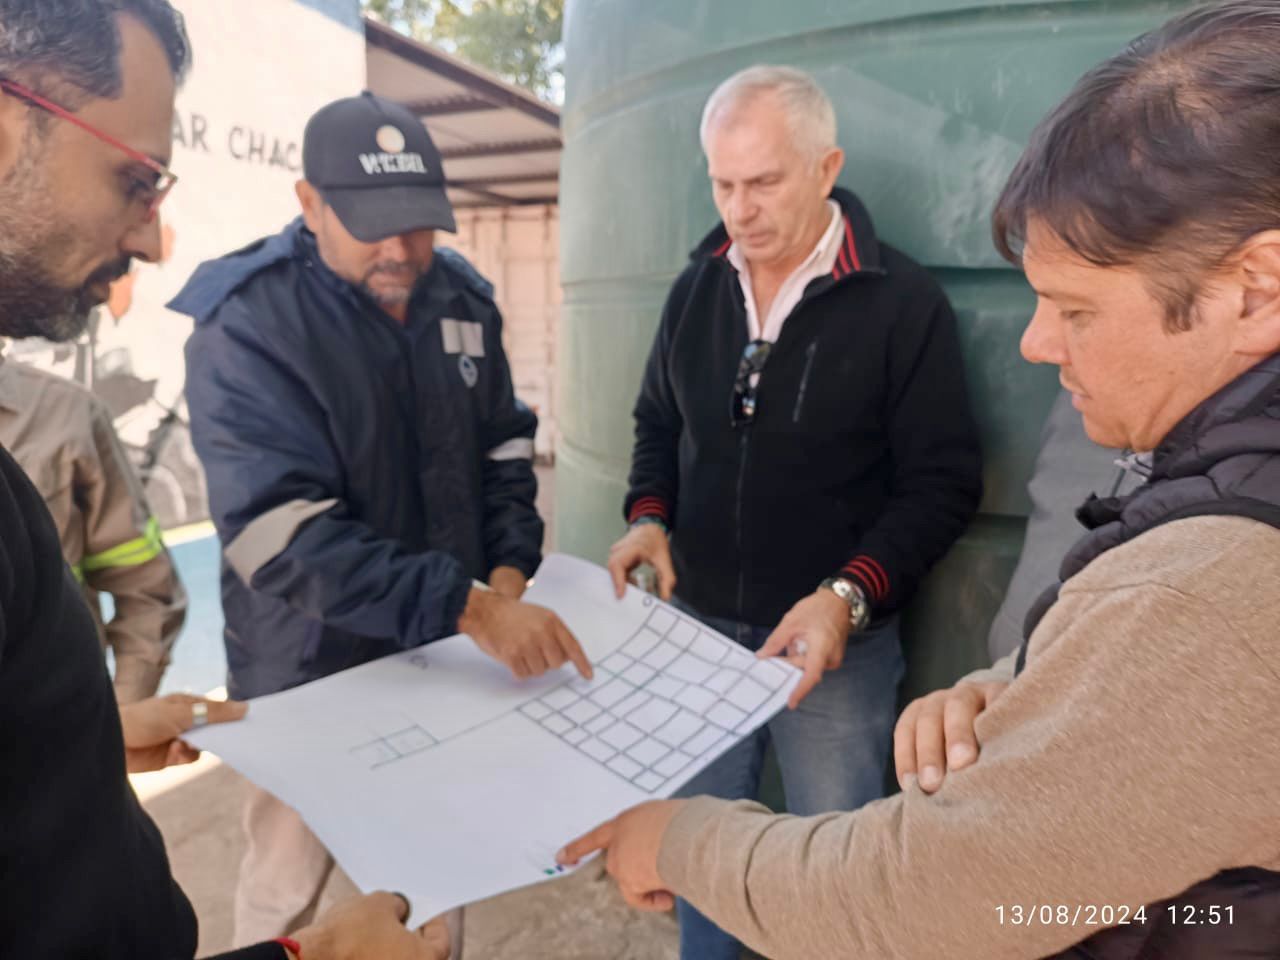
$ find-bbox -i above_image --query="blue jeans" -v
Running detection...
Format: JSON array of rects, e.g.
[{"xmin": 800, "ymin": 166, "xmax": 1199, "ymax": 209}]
[{"xmin": 672, "ymin": 602, "xmax": 904, "ymax": 960}]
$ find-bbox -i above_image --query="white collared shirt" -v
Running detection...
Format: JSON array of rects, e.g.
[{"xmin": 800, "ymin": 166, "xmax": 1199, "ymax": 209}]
[{"xmin": 727, "ymin": 200, "xmax": 844, "ymax": 343}]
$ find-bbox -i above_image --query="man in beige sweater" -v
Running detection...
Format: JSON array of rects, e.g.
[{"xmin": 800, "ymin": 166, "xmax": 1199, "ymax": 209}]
[{"xmin": 559, "ymin": 4, "xmax": 1280, "ymax": 958}]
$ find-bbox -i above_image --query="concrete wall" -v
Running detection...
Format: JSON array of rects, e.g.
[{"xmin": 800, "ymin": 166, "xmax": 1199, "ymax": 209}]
[
  {"xmin": 443, "ymin": 205, "xmax": 561, "ymax": 460},
  {"xmin": 16, "ymin": 0, "xmax": 367, "ymax": 527},
  {"xmin": 126, "ymin": 0, "xmax": 366, "ymax": 412}
]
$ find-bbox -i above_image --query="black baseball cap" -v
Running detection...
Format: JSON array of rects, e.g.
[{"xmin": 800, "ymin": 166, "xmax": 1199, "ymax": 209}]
[{"xmin": 303, "ymin": 92, "xmax": 456, "ymax": 242}]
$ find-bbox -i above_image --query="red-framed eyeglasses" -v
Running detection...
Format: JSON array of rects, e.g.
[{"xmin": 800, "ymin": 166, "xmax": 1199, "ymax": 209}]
[{"xmin": 0, "ymin": 77, "xmax": 177, "ymax": 221}]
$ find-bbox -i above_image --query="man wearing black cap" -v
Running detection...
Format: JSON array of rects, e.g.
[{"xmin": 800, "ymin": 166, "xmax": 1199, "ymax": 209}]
[{"xmin": 171, "ymin": 92, "xmax": 587, "ymax": 945}]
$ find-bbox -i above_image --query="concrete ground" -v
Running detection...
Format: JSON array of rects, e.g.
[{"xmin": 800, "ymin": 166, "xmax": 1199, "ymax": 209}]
[
  {"xmin": 137, "ymin": 463, "xmax": 687, "ymax": 959},
  {"xmin": 135, "ymin": 757, "xmax": 679, "ymax": 958}
]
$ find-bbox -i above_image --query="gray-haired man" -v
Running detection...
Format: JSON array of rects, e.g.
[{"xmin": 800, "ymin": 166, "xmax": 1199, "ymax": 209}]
[{"xmin": 606, "ymin": 64, "xmax": 983, "ymax": 959}]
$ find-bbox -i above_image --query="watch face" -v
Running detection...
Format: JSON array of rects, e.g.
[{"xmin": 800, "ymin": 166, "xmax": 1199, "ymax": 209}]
[{"xmin": 844, "ymin": 588, "xmax": 869, "ymax": 627}]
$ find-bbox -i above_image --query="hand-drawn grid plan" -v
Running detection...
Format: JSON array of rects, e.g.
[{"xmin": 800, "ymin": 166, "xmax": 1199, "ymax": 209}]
[
  {"xmin": 518, "ymin": 604, "xmax": 792, "ymax": 794},
  {"xmin": 187, "ymin": 554, "xmax": 800, "ymax": 924}
]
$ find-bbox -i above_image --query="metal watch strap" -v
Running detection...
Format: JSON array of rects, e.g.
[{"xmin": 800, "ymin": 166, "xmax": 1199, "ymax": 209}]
[{"xmin": 820, "ymin": 576, "xmax": 871, "ymax": 632}]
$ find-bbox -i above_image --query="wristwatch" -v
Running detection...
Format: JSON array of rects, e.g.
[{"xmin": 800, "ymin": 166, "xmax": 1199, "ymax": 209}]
[{"xmin": 819, "ymin": 577, "xmax": 871, "ymax": 632}]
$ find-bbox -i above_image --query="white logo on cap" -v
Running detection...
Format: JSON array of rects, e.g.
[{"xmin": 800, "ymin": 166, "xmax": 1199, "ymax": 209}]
[
  {"xmin": 358, "ymin": 151, "xmax": 428, "ymax": 176},
  {"xmin": 376, "ymin": 125, "xmax": 406, "ymax": 154}
]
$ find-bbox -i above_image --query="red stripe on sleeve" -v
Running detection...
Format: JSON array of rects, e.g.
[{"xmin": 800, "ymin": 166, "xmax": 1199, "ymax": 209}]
[
  {"xmin": 628, "ymin": 497, "xmax": 669, "ymax": 523},
  {"xmin": 840, "ymin": 562, "xmax": 880, "ymax": 602},
  {"xmin": 842, "ymin": 557, "xmax": 887, "ymax": 602},
  {"xmin": 861, "ymin": 556, "xmax": 889, "ymax": 597}
]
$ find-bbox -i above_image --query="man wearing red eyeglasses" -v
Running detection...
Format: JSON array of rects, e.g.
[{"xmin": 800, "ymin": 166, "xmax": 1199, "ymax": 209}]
[{"xmin": 0, "ymin": 2, "xmax": 449, "ymax": 958}]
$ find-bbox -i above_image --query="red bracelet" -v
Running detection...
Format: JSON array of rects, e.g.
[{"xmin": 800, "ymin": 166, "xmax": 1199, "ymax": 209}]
[{"xmin": 273, "ymin": 937, "xmax": 302, "ymax": 959}]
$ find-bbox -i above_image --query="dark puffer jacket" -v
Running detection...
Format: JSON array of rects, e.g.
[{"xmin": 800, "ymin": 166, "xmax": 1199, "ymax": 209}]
[{"xmin": 1025, "ymin": 353, "xmax": 1280, "ymax": 959}]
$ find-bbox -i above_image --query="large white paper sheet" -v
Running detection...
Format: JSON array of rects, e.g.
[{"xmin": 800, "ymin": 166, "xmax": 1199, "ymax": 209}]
[{"xmin": 186, "ymin": 553, "xmax": 800, "ymax": 921}]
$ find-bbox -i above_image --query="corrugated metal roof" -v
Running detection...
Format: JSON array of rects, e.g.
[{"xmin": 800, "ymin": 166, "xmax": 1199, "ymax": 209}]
[{"xmin": 364, "ymin": 17, "xmax": 560, "ymax": 209}]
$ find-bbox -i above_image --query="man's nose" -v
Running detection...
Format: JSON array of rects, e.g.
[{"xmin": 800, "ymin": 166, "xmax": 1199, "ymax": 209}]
[
  {"xmin": 378, "ymin": 233, "xmax": 413, "ymax": 260},
  {"xmin": 121, "ymin": 213, "xmax": 163, "ymax": 264},
  {"xmin": 1020, "ymin": 303, "xmax": 1066, "ymax": 365}
]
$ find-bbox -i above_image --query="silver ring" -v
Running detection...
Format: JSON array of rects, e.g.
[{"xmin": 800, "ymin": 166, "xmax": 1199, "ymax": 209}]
[
  {"xmin": 391, "ymin": 891, "xmax": 412, "ymax": 923},
  {"xmin": 794, "ymin": 640, "xmax": 808, "ymax": 657},
  {"xmin": 191, "ymin": 701, "xmax": 209, "ymax": 727}
]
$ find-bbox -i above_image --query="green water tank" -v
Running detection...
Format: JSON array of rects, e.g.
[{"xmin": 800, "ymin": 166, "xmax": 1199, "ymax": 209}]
[{"xmin": 556, "ymin": 1, "xmax": 1187, "ymax": 701}]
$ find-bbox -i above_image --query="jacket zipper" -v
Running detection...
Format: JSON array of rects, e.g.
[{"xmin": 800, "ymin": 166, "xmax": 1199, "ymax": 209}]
[
  {"xmin": 720, "ymin": 256, "xmax": 887, "ymax": 625},
  {"xmin": 369, "ymin": 301, "xmax": 426, "ymax": 525},
  {"xmin": 729, "ymin": 270, "xmax": 877, "ymax": 626},
  {"xmin": 792, "ymin": 340, "xmax": 818, "ymax": 424},
  {"xmin": 734, "ymin": 427, "xmax": 750, "ymax": 626}
]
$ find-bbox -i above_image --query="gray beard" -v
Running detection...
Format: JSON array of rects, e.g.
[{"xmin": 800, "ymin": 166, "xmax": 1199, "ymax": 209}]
[
  {"xmin": 0, "ymin": 247, "xmax": 96, "ymax": 342},
  {"xmin": 0, "ymin": 148, "xmax": 103, "ymax": 343},
  {"xmin": 362, "ymin": 285, "xmax": 412, "ymax": 309},
  {"xmin": 359, "ymin": 261, "xmax": 424, "ymax": 311}
]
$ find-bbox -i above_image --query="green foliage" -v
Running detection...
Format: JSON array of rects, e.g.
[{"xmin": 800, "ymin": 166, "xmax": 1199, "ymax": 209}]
[{"xmin": 362, "ymin": 0, "xmax": 563, "ymax": 101}]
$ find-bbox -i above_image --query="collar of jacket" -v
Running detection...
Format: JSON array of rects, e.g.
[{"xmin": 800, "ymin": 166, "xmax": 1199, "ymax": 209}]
[
  {"xmin": 1151, "ymin": 352, "xmax": 1280, "ymax": 483},
  {"xmin": 169, "ymin": 217, "xmax": 475, "ymax": 326},
  {"xmin": 293, "ymin": 224, "xmax": 370, "ymax": 311},
  {"xmin": 167, "ymin": 218, "xmax": 304, "ymax": 324},
  {"xmin": 689, "ymin": 185, "xmax": 885, "ymax": 282},
  {"xmin": 1016, "ymin": 351, "xmax": 1280, "ymax": 672}
]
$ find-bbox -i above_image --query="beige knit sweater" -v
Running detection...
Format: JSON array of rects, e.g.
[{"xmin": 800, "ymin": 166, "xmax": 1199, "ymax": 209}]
[{"xmin": 658, "ymin": 515, "xmax": 1280, "ymax": 959}]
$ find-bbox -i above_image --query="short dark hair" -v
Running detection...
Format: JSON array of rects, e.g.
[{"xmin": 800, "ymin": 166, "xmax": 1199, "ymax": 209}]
[
  {"xmin": 992, "ymin": 1, "xmax": 1280, "ymax": 331},
  {"xmin": 0, "ymin": 0, "xmax": 191, "ymax": 100}
]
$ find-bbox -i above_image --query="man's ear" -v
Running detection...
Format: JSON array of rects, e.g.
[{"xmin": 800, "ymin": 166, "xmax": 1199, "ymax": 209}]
[
  {"xmin": 295, "ymin": 179, "xmax": 324, "ymax": 234},
  {"xmin": 1232, "ymin": 230, "xmax": 1280, "ymax": 358},
  {"xmin": 817, "ymin": 146, "xmax": 845, "ymax": 197}
]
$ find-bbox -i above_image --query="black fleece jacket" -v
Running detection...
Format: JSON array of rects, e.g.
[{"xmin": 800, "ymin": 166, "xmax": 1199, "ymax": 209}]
[
  {"xmin": 625, "ymin": 188, "xmax": 983, "ymax": 627},
  {"xmin": 0, "ymin": 442, "xmax": 290, "ymax": 959}
]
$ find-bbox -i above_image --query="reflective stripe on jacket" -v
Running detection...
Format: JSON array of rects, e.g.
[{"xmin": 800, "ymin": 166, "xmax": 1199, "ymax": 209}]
[
  {"xmin": 171, "ymin": 219, "xmax": 542, "ymax": 699},
  {"xmin": 0, "ymin": 356, "xmax": 186, "ymax": 701}
]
